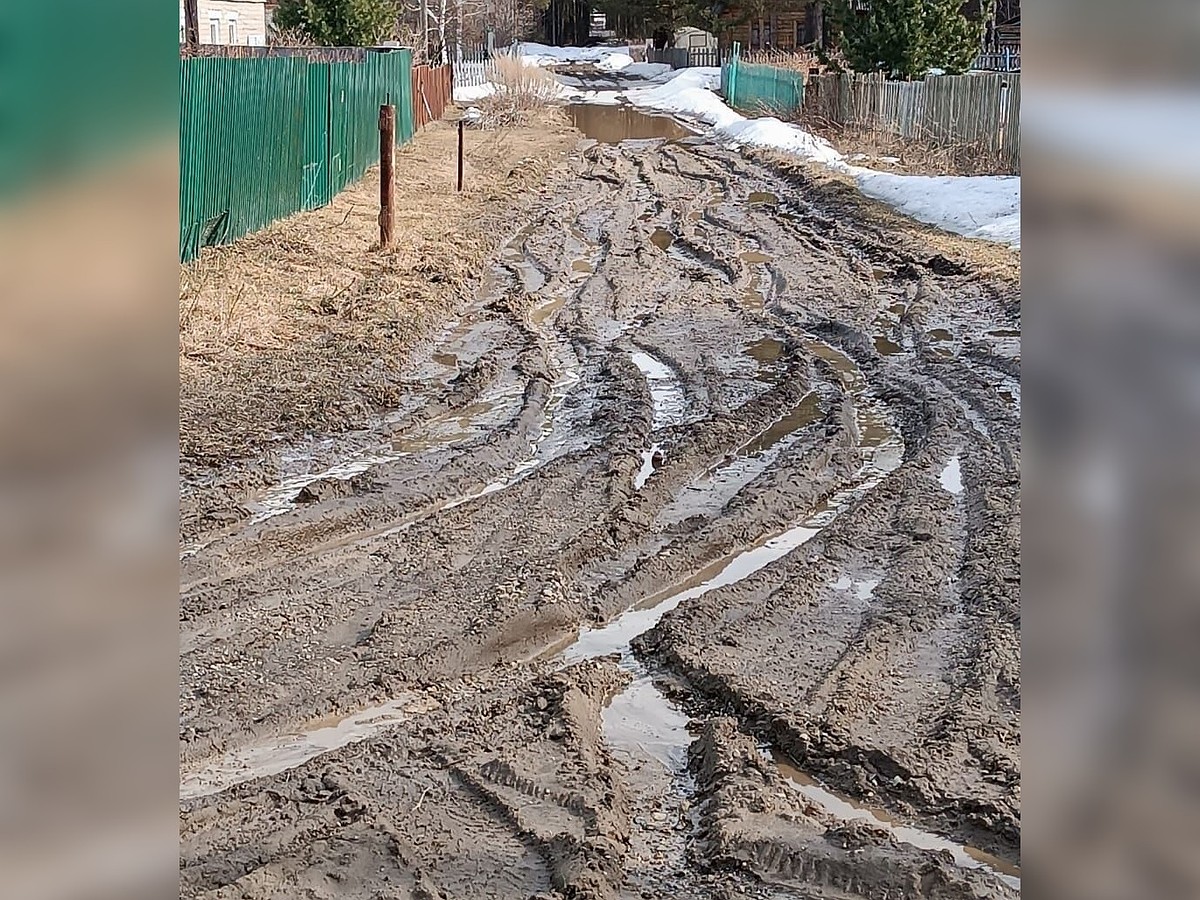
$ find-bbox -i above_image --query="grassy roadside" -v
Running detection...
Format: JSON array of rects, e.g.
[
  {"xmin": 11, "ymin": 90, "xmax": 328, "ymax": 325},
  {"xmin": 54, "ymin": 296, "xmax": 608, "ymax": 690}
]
[{"xmin": 180, "ymin": 111, "xmax": 577, "ymax": 528}]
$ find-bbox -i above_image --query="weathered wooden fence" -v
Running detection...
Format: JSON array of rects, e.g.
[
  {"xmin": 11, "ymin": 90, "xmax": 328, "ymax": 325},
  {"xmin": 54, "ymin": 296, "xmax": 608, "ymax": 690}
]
[
  {"xmin": 803, "ymin": 71, "xmax": 1021, "ymax": 170},
  {"xmin": 180, "ymin": 51, "xmax": 451, "ymax": 262},
  {"xmin": 721, "ymin": 50, "xmax": 1020, "ymax": 171}
]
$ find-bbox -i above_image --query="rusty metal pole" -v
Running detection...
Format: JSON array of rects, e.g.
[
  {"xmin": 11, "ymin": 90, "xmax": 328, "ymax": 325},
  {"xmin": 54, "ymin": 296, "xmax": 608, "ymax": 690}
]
[
  {"xmin": 379, "ymin": 104, "xmax": 396, "ymax": 248},
  {"xmin": 457, "ymin": 119, "xmax": 464, "ymax": 192}
]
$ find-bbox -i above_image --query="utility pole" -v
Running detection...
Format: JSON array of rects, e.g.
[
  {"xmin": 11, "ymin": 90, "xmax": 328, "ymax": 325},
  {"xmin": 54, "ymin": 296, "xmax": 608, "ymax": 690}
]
[{"xmin": 184, "ymin": 0, "xmax": 199, "ymax": 48}]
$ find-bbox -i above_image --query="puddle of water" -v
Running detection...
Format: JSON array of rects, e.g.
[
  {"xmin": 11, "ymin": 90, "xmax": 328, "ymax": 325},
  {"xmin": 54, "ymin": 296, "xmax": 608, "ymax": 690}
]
[
  {"xmin": 631, "ymin": 351, "xmax": 687, "ymax": 431},
  {"xmin": 432, "ymin": 351, "xmax": 459, "ymax": 370},
  {"xmin": 939, "ymin": 455, "xmax": 964, "ymax": 494},
  {"xmin": 872, "ymin": 267, "xmax": 890, "ymax": 282},
  {"xmin": 531, "ymin": 295, "xmax": 566, "ymax": 328},
  {"xmin": 738, "ymin": 393, "xmax": 821, "ymax": 457},
  {"xmin": 989, "ymin": 329, "xmax": 1020, "ymax": 338},
  {"xmin": 740, "ymin": 249, "xmax": 772, "ymax": 265},
  {"xmin": 801, "ymin": 338, "xmax": 865, "ymax": 394},
  {"xmin": 602, "ymin": 675, "xmax": 691, "ymax": 771},
  {"xmin": 928, "ymin": 328, "xmax": 954, "ymax": 342},
  {"xmin": 571, "ymin": 258, "xmax": 594, "ymax": 275},
  {"xmin": 634, "ymin": 444, "xmax": 664, "ymax": 490},
  {"xmin": 568, "ymin": 103, "xmax": 691, "ymax": 143},
  {"xmin": 874, "ymin": 335, "xmax": 903, "ymax": 356},
  {"xmin": 887, "ymin": 302, "xmax": 907, "ymax": 317},
  {"xmin": 831, "ymin": 574, "xmax": 880, "ymax": 601},
  {"xmin": 748, "ymin": 191, "xmax": 779, "ymax": 206},
  {"xmin": 564, "ymin": 521, "xmax": 824, "ymax": 664},
  {"xmin": 745, "ymin": 337, "xmax": 786, "ymax": 365},
  {"xmin": 771, "ymin": 751, "xmax": 1021, "ymax": 890},
  {"xmin": 181, "ymin": 696, "xmax": 436, "ymax": 800},
  {"xmin": 649, "ymin": 227, "xmax": 676, "ymax": 252}
]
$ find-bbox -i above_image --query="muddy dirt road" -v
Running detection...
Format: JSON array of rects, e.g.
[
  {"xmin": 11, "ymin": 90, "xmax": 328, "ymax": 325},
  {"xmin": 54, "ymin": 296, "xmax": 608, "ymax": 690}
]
[{"xmin": 181, "ymin": 130, "xmax": 1020, "ymax": 899}]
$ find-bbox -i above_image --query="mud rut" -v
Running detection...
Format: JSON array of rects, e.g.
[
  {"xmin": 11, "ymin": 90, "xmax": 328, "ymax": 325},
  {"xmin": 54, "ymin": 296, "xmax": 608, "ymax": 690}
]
[{"xmin": 180, "ymin": 138, "xmax": 1020, "ymax": 900}]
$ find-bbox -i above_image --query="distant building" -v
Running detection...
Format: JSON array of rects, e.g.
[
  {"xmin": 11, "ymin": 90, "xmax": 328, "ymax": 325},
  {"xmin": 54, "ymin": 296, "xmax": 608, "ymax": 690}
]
[
  {"xmin": 716, "ymin": 1, "xmax": 814, "ymax": 51},
  {"xmin": 180, "ymin": 0, "xmax": 268, "ymax": 46},
  {"xmin": 674, "ymin": 26, "xmax": 717, "ymax": 51}
]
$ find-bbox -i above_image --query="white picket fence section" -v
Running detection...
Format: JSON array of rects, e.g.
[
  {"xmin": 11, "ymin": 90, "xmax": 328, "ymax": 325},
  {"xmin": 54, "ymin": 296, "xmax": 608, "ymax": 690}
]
[{"xmin": 453, "ymin": 45, "xmax": 519, "ymax": 90}]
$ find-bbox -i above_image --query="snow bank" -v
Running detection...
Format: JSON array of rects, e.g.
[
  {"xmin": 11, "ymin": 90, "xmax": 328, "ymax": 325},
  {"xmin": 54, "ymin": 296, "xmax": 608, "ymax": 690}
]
[
  {"xmin": 622, "ymin": 62, "xmax": 674, "ymax": 82},
  {"xmin": 620, "ymin": 68, "xmax": 1020, "ymax": 247},
  {"xmin": 851, "ymin": 170, "xmax": 1021, "ymax": 247},
  {"xmin": 626, "ymin": 68, "xmax": 737, "ymax": 127},
  {"xmin": 515, "ymin": 42, "xmax": 631, "ymax": 67},
  {"xmin": 718, "ymin": 117, "xmax": 844, "ymax": 166},
  {"xmin": 453, "ymin": 83, "xmax": 497, "ymax": 103},
  {"xmin": 595, "ymin": 53, "xmax": 634, "ymax": 73}
]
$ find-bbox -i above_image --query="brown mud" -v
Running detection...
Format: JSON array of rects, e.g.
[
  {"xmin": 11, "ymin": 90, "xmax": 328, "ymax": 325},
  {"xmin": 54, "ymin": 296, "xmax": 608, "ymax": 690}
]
[{"xmin": 181, "ymin": 132, "xmax": 1020, "ymax": 899}]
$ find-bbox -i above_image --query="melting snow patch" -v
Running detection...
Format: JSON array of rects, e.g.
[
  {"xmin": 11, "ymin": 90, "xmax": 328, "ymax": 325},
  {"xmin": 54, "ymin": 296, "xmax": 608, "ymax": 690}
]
[
  {"xmin": 851, "ymin": 170, "xmax": 1021, "ymax": 247},
  {"xmin": 595, "ymin": 52, "xmax": 634, "ymax": 73}
]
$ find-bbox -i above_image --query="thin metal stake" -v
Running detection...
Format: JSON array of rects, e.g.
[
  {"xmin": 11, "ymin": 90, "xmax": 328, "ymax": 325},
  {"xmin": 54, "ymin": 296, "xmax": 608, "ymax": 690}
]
[{"xmin": 457, "ymin": 119, "xmax": 465, "ymax": 192}]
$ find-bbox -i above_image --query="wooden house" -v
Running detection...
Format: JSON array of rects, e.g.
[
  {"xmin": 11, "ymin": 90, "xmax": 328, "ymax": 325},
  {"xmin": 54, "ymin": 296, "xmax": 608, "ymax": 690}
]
[{"xmin": 715, "ymin": 1, "xmax": 817, "ymax": 52}]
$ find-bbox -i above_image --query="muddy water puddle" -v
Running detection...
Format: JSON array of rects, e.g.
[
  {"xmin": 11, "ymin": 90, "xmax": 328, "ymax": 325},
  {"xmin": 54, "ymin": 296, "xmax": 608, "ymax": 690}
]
[
  {"xmin": 649, "ymin": 227, "xmax": 675, "ymax": 252},
  {"xmin": 631, "ymin": 351, "xmax": 687, "ymax": 431},
  {"xmin": 748, "ymin": 191, "xmax": 779, "ymax": 206},
  {"xmin": 631, "ymin": 350, "xmax": 687, "ymax": 488},
  {"xmin": 939, "ymin": 454, "xmax": 964, "ymax": 494},
  {"xmin": 181, "ymin": 695, "xmax": 438, "ymax": 801},
  {"xmin": 568, "ymin": 103, "xmax": 692, "ymax": 144},
  {"xmin": 771, "ymin": 751, "xmax": 1021, "ymax": 889},
  {"xmin": 745, "ymin": 337, "xmax": 785, "ymax": 366},
  {"xmin": 874, "ymin": 334, "xmax": 903, "ymax": 356}
]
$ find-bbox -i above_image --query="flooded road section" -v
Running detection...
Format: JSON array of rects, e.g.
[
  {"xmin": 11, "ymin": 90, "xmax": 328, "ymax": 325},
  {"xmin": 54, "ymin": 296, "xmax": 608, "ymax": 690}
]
[
  {"xmin": 181, "ymin": 134, "xmax": 1020, "ymax": 900},
  {"xmin": 568, "ymin": 103, "xmax": 694, "ymax": 144}
]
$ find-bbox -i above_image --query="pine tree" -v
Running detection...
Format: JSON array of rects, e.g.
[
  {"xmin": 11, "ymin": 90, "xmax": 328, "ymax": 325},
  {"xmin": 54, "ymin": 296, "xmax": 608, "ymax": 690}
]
[
  {"xmin": 274, "ymin": 0, "xmax": 399, "ymax": 46},
  {"xmin": 827, "ymin": 0, "xmax": 988, "ymax": 78}
]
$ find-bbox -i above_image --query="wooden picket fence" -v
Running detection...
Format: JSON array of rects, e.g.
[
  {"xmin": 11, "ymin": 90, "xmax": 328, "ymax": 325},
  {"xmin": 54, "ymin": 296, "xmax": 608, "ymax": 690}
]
[{"xmin": 803, "ymin": 71, "xmax": 1021, "ymax": 171}]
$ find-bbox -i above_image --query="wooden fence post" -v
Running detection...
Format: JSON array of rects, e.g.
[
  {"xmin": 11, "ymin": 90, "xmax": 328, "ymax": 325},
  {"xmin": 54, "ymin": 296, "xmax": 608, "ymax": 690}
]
[{"xmin": 379, "ymin": 104, "xmax": 396, "ymax": 248}]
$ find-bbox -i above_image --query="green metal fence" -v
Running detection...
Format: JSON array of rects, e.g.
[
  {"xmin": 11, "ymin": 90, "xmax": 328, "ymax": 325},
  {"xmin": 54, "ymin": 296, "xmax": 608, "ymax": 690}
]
[
  {"xmin": 721, "ymin": 47, "xmax": 805, "ymax": 116},
  {"xmin": 180, "ymin": 50, "xmax": 415, "ymax": 262}
]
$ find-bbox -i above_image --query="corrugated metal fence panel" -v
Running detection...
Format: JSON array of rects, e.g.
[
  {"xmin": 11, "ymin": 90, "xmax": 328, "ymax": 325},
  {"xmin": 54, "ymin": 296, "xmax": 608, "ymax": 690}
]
[
  {"xmin": 723, "ymin": 58, "xmax": 804, "ymax": 115},
  {"xmin": 413, "ymin": 65, "xmax": 452, "ymax": 129},
  {"xmin": 180, "ymin": 56, "xmax": 309, "ymax": 262},
  {"xmin": 180, "ymin": 50, "xmax": 416, "ymax": 262},
  {"xmin": 303, "ymin": 63, "xmax": 331, "ymax": 210}
]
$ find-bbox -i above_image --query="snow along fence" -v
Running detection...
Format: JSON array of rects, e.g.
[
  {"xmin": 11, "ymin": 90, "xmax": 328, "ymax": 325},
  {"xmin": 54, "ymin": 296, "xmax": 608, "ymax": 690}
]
[{"xmin": 721, "ymin": 50, "xmax": 1021, "ymax": 173}]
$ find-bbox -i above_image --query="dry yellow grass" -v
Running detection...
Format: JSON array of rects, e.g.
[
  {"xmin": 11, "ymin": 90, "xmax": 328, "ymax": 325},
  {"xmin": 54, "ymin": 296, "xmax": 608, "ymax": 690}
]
[
  {"xmin": 798, "ymin": 118, "xmax": 1017, "ymax": 177},
  {"xmin": 179, "ymin": 111, "xmax": 576, "ymax": 469},
  {"xmin": 474, "ymin": 57, "xmax": 563, "ymax": 129}
]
